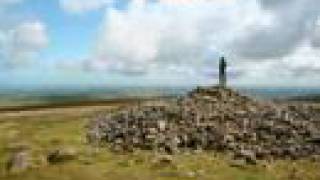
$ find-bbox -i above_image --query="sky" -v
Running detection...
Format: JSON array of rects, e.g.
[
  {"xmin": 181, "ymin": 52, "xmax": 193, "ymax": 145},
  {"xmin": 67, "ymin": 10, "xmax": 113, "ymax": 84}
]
[{"xmin": 0, "ymin": 0, "xmax": 320, "ymax": 88}]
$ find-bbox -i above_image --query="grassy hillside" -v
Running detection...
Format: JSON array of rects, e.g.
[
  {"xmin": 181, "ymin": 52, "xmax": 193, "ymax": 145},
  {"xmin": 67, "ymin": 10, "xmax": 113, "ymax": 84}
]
[{"xmin": 0, "ymin": 104, "xmax": 320, "ymax": 180}]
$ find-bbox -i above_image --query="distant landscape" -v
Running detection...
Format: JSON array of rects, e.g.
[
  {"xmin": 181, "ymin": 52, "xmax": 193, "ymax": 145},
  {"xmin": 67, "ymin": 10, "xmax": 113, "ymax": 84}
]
[
  {"xmin": 0, "ymin": 86, "xmax": 190, "ymax": 110},
  {"xmin": 1, "ymin": 86, "xmax": 320, "ymax": 111}
]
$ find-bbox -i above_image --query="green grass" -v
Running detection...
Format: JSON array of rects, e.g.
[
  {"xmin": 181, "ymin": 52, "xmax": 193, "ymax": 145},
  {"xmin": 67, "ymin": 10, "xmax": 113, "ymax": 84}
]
[{"xmin": 0, "ymin": 105, "xmax": 320, "ymax": 180}]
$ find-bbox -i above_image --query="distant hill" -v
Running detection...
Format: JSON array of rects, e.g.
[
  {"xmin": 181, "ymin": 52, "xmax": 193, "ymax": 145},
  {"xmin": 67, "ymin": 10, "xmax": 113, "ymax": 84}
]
[{"xmin": 287, "ymin": 94, "xmax": 320, "ymax": 102}]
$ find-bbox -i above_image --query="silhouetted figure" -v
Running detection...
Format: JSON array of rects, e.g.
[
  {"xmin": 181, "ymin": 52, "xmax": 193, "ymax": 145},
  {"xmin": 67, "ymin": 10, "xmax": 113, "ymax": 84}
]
[{"xmin": 219, "ymin": 57, "xmax": 227, "ymax": 88}]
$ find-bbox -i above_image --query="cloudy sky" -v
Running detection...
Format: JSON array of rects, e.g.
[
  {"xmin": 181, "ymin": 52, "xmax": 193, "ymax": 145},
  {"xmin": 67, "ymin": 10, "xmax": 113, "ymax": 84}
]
[{"xmin": 0, "ymin": 0, "xmax": 320, "ymax": 88}]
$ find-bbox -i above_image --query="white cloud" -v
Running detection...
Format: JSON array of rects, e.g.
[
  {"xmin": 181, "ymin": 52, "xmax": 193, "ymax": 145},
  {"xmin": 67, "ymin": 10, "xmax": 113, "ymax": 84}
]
[
  {"xmin": 48, "ymin": 0, "xmax": 318, "ymax": 87},
  {"xmin": 229, "ymin": 41, "xmax": 320, "ymax": 87},
  {"xmin": 92, "ymin": 1, "xmax": 259, "ymax": 74},
  {"xmin": 82, "ymin": 0, "xmax": 320, "ymax": 86},
  {"xmin": 12, "ymin": 21, "xmax": 48, "ymax": 50},
  {"xmin": 0, "ymin": 21, "xmax": 48, "ymax": 66},
  {"xmin": 59, "ymin": 0, "xmax": 112, "ymax": 13},
  {"xmin": 89, "ymin": 0, "xmax": 274, "ymax": 79},
  {"xmin": 232, "ymin": 0, "xmax": 320, "ymax": 60}
]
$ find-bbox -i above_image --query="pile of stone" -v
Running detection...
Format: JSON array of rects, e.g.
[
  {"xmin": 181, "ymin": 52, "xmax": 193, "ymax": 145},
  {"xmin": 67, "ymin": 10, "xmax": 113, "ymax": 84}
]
[{"xmin": 87, "ymin": 86, "xmax": 320, "ymax": 161}]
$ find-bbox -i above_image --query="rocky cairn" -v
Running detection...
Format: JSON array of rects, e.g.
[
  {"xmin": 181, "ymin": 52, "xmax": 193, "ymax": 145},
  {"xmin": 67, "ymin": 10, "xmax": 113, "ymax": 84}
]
[{"xmin": 87, "ymin": 86, "xmax": 320, "ymax": 161}]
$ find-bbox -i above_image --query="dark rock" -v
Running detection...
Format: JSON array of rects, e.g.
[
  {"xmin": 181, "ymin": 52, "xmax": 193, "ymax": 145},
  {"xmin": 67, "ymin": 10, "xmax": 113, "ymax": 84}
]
[
  {"xmin": 47, "ymin": 147, "xmax": 77, "ymax": 164},
  {"xmin": 155, "ymin": 155, "xmax": 173, "ymax": 164},
  {"xmin": 151, "ymin": 154, "xmax": 175, "ymax": 168},
  {"xmin": 311, "ymin": 155, "xmax": 320, "ymax": 162},
  {"xmin": 229, "ymin": 159, "xmax": 247, "ymax": 168}
]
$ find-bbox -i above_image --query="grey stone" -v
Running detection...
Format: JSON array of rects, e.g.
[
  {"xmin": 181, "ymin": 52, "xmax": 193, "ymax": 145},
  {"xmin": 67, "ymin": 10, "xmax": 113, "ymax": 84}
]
[
  {"xmin": 6, "ymin": 150, "xmax": 30, "ymax": 173},
  {"xmin": 87, "ymin": 86, "xmax": 320, "ymax": 160}
]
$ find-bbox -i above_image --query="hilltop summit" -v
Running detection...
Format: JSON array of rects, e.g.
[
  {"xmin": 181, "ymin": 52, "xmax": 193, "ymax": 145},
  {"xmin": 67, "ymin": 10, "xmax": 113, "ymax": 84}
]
[{"xmin": 87, "ymin": 86, "xmax": 320, "ymax": 161}]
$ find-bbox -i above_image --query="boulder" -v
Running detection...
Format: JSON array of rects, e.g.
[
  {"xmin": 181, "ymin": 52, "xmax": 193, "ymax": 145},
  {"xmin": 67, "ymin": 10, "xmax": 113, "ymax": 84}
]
[
  {"xmin": 151, "ymin": 154, "xmax": 175, "ymax": 168},
  {"xmin": 47, "ymin": 147, "xmax": 77, "ymax": 164},
  {"xmin": 229, "ymin": 159, "xmax": 247, "ymax": 168},
  {"xmin": 6, "ymin": 150, "xmax": 30, "ymax": 173}
]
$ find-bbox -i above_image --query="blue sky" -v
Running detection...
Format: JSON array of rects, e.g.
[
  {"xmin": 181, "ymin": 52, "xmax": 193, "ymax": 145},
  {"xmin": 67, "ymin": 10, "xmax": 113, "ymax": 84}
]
[
  {"xmin": 1, "ymin": 0, "xmax": 320, "ymax": 88},
  {"xmin": 13, "ymin": 0, "xmax": 98, "ymax": 61},
  {"xmin": 0, "ymin": 0, "xmax": 116, "ymax": 87}
]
